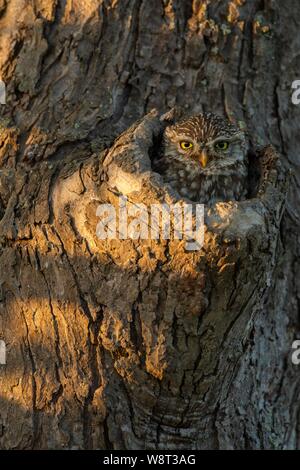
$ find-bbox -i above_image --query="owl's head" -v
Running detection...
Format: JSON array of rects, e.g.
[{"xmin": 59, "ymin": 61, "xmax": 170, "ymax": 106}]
[{"xmin": 163, "ymin": 113, "xmax": 248, "ymax": 173}]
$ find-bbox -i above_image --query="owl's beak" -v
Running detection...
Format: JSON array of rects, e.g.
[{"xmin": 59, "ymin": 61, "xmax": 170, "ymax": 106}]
[{"xmin": 199, "ymin": 150, "xmax": 208, "ymax": 168}]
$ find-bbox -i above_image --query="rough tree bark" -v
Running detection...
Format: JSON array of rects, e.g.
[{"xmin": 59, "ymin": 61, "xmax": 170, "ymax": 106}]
[{"xmin": 0, "ymin": 0, "xmax": 299, "ymax": 450}]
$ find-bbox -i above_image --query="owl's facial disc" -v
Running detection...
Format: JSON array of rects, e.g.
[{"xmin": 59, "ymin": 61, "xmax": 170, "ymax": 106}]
[
  {"xmin": 164, "ymin": 122, "xmax": 247, "ymax": 175},
  {"xmin": 204, "ymin": 134, "xmax": 246, "ymax": 169},
  {"xmin": 173, "ymin": 137, "xmax": 211, "ymax": 169}
]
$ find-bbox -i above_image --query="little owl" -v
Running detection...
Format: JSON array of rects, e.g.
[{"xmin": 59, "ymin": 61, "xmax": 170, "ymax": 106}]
[{"xmin": 153, "ymin": 113, "xmax": 248, "ymax": 205}]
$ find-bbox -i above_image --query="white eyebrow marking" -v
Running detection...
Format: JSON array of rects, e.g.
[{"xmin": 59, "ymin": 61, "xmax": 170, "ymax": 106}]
[{"xmin": 207, "ymin": 133, "xmax": 243, "ymax": 145}]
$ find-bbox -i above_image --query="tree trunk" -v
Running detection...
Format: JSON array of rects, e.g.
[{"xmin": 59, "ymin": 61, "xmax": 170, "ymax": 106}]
[{"xmin": 0, "ymin": 0, "xmax": 299, "ymax": 450}]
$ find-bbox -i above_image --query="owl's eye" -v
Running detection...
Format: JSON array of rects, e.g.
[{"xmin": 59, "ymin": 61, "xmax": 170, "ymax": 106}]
[
  {"xmin": 180, "ymin": 141, "xmax": 193, "ymax": 151},
  {"xmin": 214, "ymin": 141, "xmax": 229, "ymax": 151}
]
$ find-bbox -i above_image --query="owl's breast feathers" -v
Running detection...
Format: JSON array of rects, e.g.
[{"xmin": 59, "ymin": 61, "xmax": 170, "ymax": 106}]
[{"xmin": 153, "ymin": 155, "xmax": 248, "ymax": 205}]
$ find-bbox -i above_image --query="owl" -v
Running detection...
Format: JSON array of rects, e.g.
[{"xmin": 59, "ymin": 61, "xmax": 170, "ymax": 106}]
[{"xmin": 153, "ymin": 113, "xmax": 248, "ymax": 205}]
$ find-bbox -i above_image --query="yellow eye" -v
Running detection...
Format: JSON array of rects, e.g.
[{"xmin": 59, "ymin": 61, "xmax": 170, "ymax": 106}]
[
  {"xmin": 180, "ymin": 141, "xmax": 193, "ymax": 151},
  {"xmin": 215, "ymin": 141, "xmax": 229, "ymax": 151}
]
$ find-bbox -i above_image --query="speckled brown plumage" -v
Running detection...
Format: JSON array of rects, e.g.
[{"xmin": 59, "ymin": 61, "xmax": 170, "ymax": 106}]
[{"xmin": 153, "ymin": 113, "xmax": 249, "ymax": 205}]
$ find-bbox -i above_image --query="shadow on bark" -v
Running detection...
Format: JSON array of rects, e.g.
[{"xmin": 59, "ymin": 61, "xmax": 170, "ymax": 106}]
[{"xmin": 0, "ymin": 108, "xmax": 288, "ymax": 449}]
